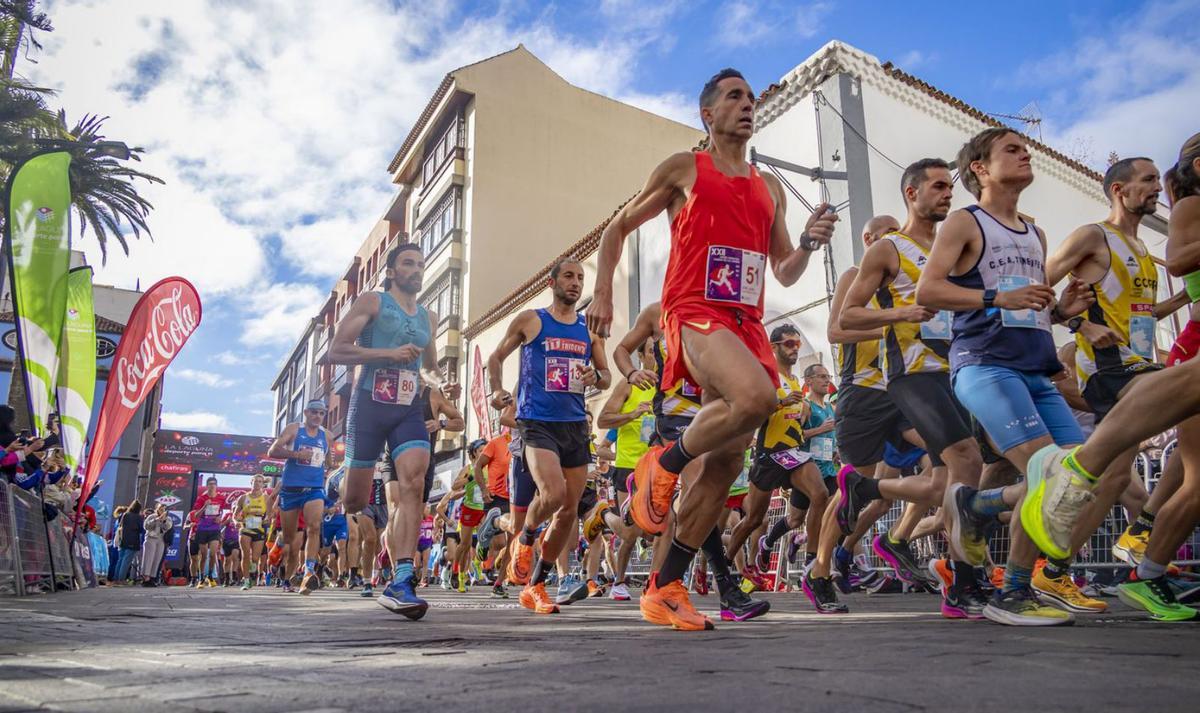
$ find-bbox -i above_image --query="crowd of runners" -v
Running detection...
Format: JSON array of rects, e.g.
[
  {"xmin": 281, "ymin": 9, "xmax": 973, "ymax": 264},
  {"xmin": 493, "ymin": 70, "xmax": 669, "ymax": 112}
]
[{"xmin": 184, "ymin": 69, "xmax": 1200, "ymax": 629}]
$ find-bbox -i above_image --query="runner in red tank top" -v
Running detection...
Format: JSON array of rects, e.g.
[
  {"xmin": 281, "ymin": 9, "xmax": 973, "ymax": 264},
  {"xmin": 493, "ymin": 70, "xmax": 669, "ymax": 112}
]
[{"xmin": 586, "ymin": 68, "xmax": 837, "ymax": 630}]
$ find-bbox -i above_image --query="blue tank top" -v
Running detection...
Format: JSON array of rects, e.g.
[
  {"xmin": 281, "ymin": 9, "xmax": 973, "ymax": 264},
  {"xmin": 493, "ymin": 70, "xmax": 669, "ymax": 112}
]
[
  {"xmin": 516, "ymin": 309, "xmax": 592, "ymax": 423},
  {"xmin": 281, "ymin": 426, "xmax": 328, "ymax": 488},
  {"xmin": 949, "ymin": 206, "xmax": 1059, "ymax": 375},
  {"xmin": 356, "ymin": 292, "xmax": 432, "ymax": 393}
]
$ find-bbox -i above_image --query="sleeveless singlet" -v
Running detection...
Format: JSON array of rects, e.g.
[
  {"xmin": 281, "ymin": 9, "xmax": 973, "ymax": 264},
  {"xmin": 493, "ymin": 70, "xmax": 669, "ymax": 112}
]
[
  {"xmin": 949, "ymin": 206, "xmax": 1059, "ymax": 375},
  {"xmin": 757, "ymin": 372, "xmax": 807, "ymax": 454},
  {"xmin": 651, "ymin": 338, "xmax": 701, "ymax": 421},
  {"xmin": 803, "ymin": 396, "xmax": 837, "ymax": 467},
  {"xmin": 835, "ymin": 270, "xmax": 885, "ymax": 390},
  {"xmin": 661, "ymin": 151, "xmax": 775, "ymax": 319},
  {"xmin": 516, "ymin": 308, "xmax": 592, "ymax": 423},
  {"xmin": 876, "ymin": 233, "xmax": 951, "ymax": 381},
  {"xmin": 462, "ymin": 468, "xmax": 484, "ymax": 511},
  {"xmin": 1185, "ymin": 270, "xmax": 1200, "ymax": 303},
  {"xmin": 1075, "ymin": 222, "xmax": 1159, "ymax": 388},
  {"xmin": 281, "ymin": 426, "xmax": 327, "ymax": 489},
  {"xmin": 728, "ymin": 450, "xmax": 752, "ymax": 496},
  {"xmin": 240, "ymin": 491, "xmax": 268, "ymax": 533},
  {"xmin": 615, "ymin": 384, "xmax": 656, "ymax": 469},
  {"xmin": 356, "ymin": 292, "xmax": 431, "ymax": 405}
]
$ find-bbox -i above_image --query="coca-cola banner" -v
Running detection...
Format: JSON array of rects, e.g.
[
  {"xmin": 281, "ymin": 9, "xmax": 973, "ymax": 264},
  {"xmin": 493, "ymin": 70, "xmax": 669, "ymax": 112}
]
[
  {"xmin": 79, "ymin": 277, "xmax": 202, "ymax": 505},
  {"xmin": 471, "ymin": 344, "xmax": 492, "ymax": 440}
]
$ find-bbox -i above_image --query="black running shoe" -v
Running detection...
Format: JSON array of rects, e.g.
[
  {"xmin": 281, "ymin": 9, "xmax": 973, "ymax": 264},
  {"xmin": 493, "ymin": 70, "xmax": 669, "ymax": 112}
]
[
  {"xmin": 720, "ymin": 586, "xmax": 771, "ymax": 622},
  {"xmin": 872, "ymin": 534, "xmax": 928, "ymax": 585},
  {"xmin": 834, "ymin": 466, "xmax": 867, "ymax": 536},
  {"xmin": 802, "ymin": 573, "xmax": 849, "ymax": 614}
]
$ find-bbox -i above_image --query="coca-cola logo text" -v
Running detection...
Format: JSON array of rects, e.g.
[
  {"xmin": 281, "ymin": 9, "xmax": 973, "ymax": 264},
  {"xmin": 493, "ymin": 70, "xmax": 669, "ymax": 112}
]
[{"xmin": 115, "ymin": 286, "xmax": 199, "ymax": 409}]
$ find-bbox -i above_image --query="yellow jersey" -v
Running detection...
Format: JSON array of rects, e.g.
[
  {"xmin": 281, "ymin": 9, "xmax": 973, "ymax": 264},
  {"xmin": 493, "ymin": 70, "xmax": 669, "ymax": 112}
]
[
  {"xmin": 835, "ymin": 281, "xmax": 885, "ymax": 390},
  {"xmin": 1075, "ymin": 222, "xmax": 1160, "ymax": 388},
  {"xmin": 757, "ymin": 372, "xmax": 807, "ymax": 453},
  {"xmin": 876, "ymin": 233, "xmax": 951, "ymax": 382}
]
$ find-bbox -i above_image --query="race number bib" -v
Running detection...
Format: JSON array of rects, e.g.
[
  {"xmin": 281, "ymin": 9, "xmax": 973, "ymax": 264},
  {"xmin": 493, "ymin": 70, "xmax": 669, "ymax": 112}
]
[
  {"xmin": 545, "ymin": 357, "xmax": 587, "ymax": 394},
  {"xmin": 204, "ymin": 503, "xmax": 220, "ymax": 517},
  {"xmin": 372, "ymin": 368, "xmax": 418, "ymax": 405},
  {"xmin": 997, "ymin": 275, "xmax": 1050, "ymax": 331},
  {"xmin": 639, "ymin": 415, "xmax": 656, "ymax": 444},
  {"xmin": 921, "ymin": 309, "xmax": 953, "ymax": 340},
  {"xmin": 705, "ymin": 246, "xmax": 766, "ymax": 306},
  {"xmin": 769, "ymin": 447, "xmax": 813, "ymax": 470},
  {"xmin": 681, "ymin": 379, "xmax": 700, "ymax": 398},
  {"xmin": 244, "ymin": 516, "xmax": 263, "ymax": 531},
  {"xmin": 307, "ymin": 446, "xmax": 326, "ymax": 468},
  {"xmin": 810, "ymin": 435, "xmax": 835, "ymax": 462},
  {"xmin": 1129, "ymin": 314, "xmax": 1156, "ymax": 360}
]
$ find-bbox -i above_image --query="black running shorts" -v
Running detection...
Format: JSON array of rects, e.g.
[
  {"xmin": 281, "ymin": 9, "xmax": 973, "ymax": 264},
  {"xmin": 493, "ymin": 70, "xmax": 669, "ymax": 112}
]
[
  {"xmin": 611, "ymin": 466, "xmax": 633, "ymax": 494},
  {"xmin": 577, "ymin": 485, "xmax": 599, "ymax": 520},
  {"xmin": 517, "ymin": 419, "xmax": 591, "ymax": 469},
  {"xmin": 1082, "ymin": 363, "xmax": 1162, "ymax": 423},
  {"xmin": 886, "ymin": 372, "xmax": 972, "ymax": 467},
  {"xmin": 834, "ymin": 384, "xmax": 911, "ymax": 468}
]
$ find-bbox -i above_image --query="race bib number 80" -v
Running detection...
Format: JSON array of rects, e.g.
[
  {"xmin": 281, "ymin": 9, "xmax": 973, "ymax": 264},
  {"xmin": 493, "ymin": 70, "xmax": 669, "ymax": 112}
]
[
  {"xmin": 372, "ymin": 368, "xmax": 418, "ymax": 406},
  {"xmin": 706, "ymin": 246, "xmax": 765, "ymax": 306}
]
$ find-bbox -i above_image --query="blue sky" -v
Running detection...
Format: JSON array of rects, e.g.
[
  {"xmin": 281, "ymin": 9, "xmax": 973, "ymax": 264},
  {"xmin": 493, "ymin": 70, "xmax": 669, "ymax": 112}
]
[{"xmin": 26, "ymin": 0, "xmax": 1200, "ymax": 434}]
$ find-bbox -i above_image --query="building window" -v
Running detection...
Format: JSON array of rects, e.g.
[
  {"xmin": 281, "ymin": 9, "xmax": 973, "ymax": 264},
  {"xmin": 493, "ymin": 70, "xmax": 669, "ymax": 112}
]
[
  {"xmin": 421, "ymin": 275, "xmax": 460, "ymax": 324},
  {"xmin": 416, "ymin": 190, "xmax": 459, "ymax": 259},
  {"xmin": 289, "ymin": 394, "xmax": 303, "ymax": 423},
  {"xmin": 276, "ymin": 386, "xmax": 286, "ymax": 414},
  {"xmin": 276, "ymin": 414, "xmax": 286, "ymax": 436},
  {"xmin": 293, "ymin": 347, "xmax": 307, "ymax": 395},
  {"xmin": 421, "ymin": 118, "xmax": 463, "ymax": 187}
]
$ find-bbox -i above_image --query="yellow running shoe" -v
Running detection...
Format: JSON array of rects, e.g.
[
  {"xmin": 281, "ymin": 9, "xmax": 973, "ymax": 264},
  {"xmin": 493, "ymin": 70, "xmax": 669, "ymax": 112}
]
[
  {"xmin": 1021, "ymin": 445, "xmax": 1095, "ymax": 560},
  {"xmin": 1112, "ymin": 527, "xmax": 1150, "ymax": 566},
  {"xmin": 1032, "ymin": 570, "xmax": 1107, "ymax": 613}
]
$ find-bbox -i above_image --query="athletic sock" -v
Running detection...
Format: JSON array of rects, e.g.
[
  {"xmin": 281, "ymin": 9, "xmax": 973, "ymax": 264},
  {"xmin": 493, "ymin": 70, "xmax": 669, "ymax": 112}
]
[
  {"xmin": 1003, "ymin": 564, "xmax": 1033, "ymax": 594},
  {"xmin": 530, "ymin": 557, "xmax": 553, "ymax": 586},
  {"xmin": 1062, "ymin": 447, "xmax": 1099, "ymax": 484},
  {"xmin": 968, "ymin": 487, "xmax": 1010, "ymax": 518},
  {"xmin": 393, "ymin": 558, "xmax": 414, "ymax": 585},
  {"xmin": 657, "ymin": 538, "xmax": 699, "ymax": 586},
  {"xmin": 1137, "ymin": 558, "xmax": 1167, "ymax": 581},
  {"xmin": 602, "ymin": 509, "xmax": 622, "ymax": 532},
  {"xmin": 852, "ymin": 475, "xmax": 882, "ymax": 501},
  {"xmin": 1042, "ymin": 557, "xmax": 1071, "ymax": 580},
  {"xmin": 950, "ymin": 560, "xmax": 974, "ymax": 593},
  {"xmin": 1129, "ymin": 510, "xmax": 1156, "ymax": 536},
  {"xmin": 658, "ymin": 439, "xmax": 696, "ymax": 475},
  {"xmin": 519, "ymin": 526, "xmax": 538, "ymax": 546},
  {"xmin": 763, "ymin": 517, "xmax": 792, "ymax": 550},
  {"xmin": 699, "ymin": 527, "xmax": 732, "ymax": 580}
]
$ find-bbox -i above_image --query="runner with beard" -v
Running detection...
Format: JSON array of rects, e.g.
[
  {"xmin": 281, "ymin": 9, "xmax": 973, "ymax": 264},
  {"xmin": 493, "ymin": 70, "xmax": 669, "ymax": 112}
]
[
  {"xmin": 488, "ymin": 258, "xmax": 611, "ymax": 615},
  {"xmin": 330, "ymin": 243, "xmax": 459, "ymax": 620}
]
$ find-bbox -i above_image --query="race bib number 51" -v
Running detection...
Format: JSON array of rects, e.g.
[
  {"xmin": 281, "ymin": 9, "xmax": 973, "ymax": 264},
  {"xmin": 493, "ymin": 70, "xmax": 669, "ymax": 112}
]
[{"xmin": 706, "ymin": 246, "xmax": 765, "ymax": 306}]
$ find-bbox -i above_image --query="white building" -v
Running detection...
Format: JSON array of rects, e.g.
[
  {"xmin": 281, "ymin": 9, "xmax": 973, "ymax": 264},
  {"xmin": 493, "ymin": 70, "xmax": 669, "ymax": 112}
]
[
  {"xmin": 270, "ymin": 318, "xmax": 319, "ymax": 437},
  {"xmin": 464, "ymin": 40, "xmax": 1187, "ymax": 444}
]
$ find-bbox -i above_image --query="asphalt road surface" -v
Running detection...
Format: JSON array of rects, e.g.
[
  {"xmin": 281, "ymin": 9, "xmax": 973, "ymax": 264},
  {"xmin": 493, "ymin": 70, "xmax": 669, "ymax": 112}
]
[{"xmin": 1, "ymin": 584, "xmax": 1196, "ymax": 712}]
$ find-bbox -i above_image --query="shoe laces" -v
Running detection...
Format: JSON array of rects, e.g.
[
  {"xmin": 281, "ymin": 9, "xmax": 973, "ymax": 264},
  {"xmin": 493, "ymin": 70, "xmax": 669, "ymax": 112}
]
[{"xmin": 1146, "ymin": 577, "xmax": 1179, "ymax": 604}]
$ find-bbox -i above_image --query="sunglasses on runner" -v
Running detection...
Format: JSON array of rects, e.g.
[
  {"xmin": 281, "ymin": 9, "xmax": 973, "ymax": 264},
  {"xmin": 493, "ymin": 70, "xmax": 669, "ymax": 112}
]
[{"xmin": 773, "ymin": 338, "xmax": 803, "ymax": 349}]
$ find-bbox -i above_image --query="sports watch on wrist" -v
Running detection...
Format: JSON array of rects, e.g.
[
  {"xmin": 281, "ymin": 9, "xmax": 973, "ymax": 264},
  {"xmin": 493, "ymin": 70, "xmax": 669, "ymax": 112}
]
[
  {"xmin": 1067, "ymin": 316, "xmax": 1085, "ymax": 333},
  {"xmin": 982, "ymin": 288, "xmax": 997, "ymax": 310}
]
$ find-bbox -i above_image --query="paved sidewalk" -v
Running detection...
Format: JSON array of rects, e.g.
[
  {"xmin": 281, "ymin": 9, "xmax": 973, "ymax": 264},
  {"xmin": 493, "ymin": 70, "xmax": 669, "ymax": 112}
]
[{"xmin": 0, "ymin": 584, "xmax": 1196, "ymax": 712}]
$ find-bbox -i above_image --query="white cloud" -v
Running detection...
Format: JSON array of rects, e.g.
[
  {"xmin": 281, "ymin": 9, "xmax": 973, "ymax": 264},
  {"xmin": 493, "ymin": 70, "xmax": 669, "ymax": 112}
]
[
  {"xmin": 161, "ymin": 410, "xmax": 232, "ymax": 431},
  {"xmin": 214, "ymin": 350, "xmax": 255, "ymax": 366},
  {"xmin": 717, "ymin": 1, "xmax": 778, "ymax": 48},
  {"xmin": 237, "ymin": 283, "xmax": 326, "ymax": 346},
  {"xmin": 893, "ymin": 50, "xmax": 933, "ymax": 71},
  {"xmin": 716, "ymin": 0, "xmax": 833, "ymax": 48},
  {"xmin": 1018, "ymin": 0, "xmax": 1200, "ymax": 172},
  {"xmin": 173, "ymin": 368, "xmax": 235, "ymax": 388}
]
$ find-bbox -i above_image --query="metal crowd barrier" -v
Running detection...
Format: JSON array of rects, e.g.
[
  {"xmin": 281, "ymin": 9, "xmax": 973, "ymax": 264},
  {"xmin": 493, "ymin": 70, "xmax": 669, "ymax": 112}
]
[{"xmin": 0, "ymin": 479, "xmax": 77, "ymax": 596}]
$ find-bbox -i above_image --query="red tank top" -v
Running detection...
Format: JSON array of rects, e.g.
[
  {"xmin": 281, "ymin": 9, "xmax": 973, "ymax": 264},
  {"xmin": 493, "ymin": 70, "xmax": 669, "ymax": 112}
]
[{"xmin": 661, "ymin": 151, "xmax": 775, "ymax": 320}]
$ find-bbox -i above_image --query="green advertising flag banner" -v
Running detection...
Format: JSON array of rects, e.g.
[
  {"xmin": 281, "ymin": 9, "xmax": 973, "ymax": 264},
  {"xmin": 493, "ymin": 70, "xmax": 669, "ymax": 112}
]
[
  {"xmin": 5, "ymin": 150, "xmax": 72, "ymax": 436},
  {"xmin": 57, "ymin": 267, "xmax": 96, "ymax": 470}
]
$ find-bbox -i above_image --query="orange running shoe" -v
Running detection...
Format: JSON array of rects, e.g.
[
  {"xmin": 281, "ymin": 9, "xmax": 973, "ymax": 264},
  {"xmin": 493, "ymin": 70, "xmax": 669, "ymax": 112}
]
[
  {"xmin": 518, "ymin": 582, "xmax": 559, "ymax": 614},
  {"xmin": 990, "ymin": 565, "xmax": 1005, "ymax": 591},
  {"xmin": 507, "ymin": 538, "xmax": 534, "ymax": 585},
  {"xmin": 639, "ymin": 575, "xmax": 714, "ymax": 631},
  {"xmin": 630, "ymin": 445, "xmax": 678, "ymax": 536}
]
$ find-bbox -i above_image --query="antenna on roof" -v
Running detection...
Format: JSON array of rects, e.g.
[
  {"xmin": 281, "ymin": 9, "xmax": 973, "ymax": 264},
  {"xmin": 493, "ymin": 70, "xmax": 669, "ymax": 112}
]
[{"xmin": 987, "ymin": 101, "xmax": 1042, "ymax": 142}]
